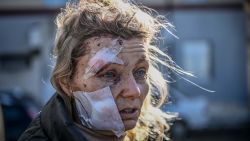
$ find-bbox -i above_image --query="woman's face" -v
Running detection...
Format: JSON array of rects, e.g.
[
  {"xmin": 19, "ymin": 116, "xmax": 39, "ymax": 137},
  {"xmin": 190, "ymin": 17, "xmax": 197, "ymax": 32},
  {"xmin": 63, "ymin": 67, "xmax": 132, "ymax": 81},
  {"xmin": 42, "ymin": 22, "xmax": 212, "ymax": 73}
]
[{"xmin": 70, "ymin": 36, "xmax": 149, "ymax": 130}]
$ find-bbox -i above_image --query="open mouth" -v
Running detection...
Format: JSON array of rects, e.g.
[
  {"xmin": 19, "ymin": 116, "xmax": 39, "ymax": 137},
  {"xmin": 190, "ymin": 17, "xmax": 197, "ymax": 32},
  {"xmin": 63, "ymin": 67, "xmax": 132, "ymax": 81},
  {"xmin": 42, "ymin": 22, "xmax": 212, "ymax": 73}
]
[
  {"xmin": 119, "ymin": 108, "xmax": 139, "ymax": 119},
  {"xmin": 120, "ymin": 108, "xmax": 137, "ymax": 114}
]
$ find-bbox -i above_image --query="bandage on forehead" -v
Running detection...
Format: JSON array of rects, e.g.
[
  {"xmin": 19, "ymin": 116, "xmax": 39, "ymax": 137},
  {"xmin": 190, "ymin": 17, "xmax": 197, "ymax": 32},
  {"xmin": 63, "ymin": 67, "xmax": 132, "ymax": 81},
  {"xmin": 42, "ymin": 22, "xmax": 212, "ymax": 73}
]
[{"xmin": 84, "ymin": 38, "xmax": 124, "ymax": 79}]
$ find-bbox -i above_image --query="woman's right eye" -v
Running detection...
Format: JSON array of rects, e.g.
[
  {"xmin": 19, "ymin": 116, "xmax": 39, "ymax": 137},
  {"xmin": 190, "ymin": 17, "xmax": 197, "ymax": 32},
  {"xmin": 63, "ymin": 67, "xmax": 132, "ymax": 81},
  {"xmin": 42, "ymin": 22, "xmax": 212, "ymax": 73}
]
[
  {"xmin": 103, "ymin": 71, "xmax": 117, "ymax": 79},
  {"xmin": 95, "ymin": 69, "xmax": 120, "ymax": 85},
  {"xmin": 100, "ymin": 71, "xmax": 121, "ymax": 83}
]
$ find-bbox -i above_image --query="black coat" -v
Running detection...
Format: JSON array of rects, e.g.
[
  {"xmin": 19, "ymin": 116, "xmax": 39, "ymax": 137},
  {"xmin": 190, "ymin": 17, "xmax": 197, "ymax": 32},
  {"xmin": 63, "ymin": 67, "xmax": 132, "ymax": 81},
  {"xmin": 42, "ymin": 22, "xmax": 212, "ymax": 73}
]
[{"xmin": 18, "ymin": 94, "xmax": 123, "ymax": 141}]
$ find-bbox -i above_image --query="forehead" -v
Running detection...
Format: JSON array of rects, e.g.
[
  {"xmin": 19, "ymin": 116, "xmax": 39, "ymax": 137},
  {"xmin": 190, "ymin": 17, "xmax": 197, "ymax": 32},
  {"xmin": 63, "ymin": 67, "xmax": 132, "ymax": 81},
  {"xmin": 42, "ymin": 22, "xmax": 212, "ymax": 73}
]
[
  {"xmin": 84, "ymin": 36, "xmax": 147, "ymax": 54},
  {"xmin": 81, "ymin": 36, "xmax": 149, "ymax": 73}
]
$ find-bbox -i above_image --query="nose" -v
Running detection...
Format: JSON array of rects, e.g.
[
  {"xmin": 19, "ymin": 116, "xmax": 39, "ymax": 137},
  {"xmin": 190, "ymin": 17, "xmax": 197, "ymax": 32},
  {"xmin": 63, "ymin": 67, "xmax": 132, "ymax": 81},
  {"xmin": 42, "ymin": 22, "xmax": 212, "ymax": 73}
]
[{"xmin": 120, "ymin": 74, "xmax": 141, "ymax": 98}]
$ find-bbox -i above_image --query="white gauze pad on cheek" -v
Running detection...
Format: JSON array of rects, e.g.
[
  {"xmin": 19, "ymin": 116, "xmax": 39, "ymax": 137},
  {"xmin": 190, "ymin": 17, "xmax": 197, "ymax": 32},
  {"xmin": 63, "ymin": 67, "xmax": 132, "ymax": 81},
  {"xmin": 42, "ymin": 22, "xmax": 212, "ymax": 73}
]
[
  {"xmin": 73, "ymin": 87, "xmax": 125, "ymax": 137},
  {"xmin": 83, "ymin": 38, "xmax": 124, "ymax": 79}
]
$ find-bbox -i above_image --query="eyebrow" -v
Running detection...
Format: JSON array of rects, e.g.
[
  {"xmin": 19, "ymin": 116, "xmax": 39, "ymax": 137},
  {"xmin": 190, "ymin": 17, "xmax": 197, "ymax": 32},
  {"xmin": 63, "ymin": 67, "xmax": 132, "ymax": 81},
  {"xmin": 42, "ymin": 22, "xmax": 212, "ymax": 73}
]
[{"xmin": 135, "ymin": 55, "xmax": 149, "ymax": 66}]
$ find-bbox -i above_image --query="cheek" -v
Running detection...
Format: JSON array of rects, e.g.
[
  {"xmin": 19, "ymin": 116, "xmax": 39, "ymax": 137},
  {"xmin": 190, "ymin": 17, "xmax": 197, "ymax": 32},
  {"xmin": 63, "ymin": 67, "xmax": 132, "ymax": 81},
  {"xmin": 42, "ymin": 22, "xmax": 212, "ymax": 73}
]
[
  {"xmin": 109, "ymin": 80, "xmax": 122, "ymax": 97},
  {"xmin": 110, "ymin": 81, "xmax": 149, "ymax": 104},
  {"xmin": 72, "ymin": 76, "xmax": 109, "ymax": 92},
  {"xmin": 71, "ymin": 62, "xmax": 111, "ymax": 92},
  {"xmin": 84, "ymin": 79, "xmax": 109, "ymax": 91},
  {"xmin": 138, "ymin": 83, "xmax": 149, "ymax": 102},
  {"xmin": 71, "ymin": 70, "xmax": 86, "ymax": 91}
]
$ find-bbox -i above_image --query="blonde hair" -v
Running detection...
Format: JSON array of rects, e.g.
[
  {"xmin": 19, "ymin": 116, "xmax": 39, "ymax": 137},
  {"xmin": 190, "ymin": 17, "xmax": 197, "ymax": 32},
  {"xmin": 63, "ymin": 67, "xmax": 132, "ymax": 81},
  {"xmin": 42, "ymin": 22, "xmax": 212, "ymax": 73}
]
[{"xmin": 51, "ymin": 0, "xmax": 184, "ymax": 140}]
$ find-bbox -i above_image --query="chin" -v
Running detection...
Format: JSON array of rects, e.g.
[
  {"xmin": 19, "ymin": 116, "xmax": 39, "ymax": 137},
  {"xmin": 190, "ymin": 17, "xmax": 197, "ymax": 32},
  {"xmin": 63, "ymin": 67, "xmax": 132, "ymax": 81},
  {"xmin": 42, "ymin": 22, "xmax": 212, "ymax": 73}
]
[{"xmin": 123, "ymin": 119, "xmax": 138, "ymax": 131}]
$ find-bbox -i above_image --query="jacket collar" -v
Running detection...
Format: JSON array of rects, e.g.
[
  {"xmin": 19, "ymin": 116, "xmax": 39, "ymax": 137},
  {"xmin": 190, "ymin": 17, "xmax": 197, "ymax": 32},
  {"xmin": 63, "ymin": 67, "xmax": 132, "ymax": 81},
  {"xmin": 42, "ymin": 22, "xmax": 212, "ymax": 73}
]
[{"xmin": 40, "ymin": 94, "xmax": 125, "ymax": 141}]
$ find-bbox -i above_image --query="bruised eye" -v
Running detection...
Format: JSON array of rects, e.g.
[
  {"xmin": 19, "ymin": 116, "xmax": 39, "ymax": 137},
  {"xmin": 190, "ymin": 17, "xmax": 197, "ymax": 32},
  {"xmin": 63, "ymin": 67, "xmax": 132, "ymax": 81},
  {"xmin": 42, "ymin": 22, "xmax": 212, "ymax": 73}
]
[
  {"xmin": 102, "ymin": 71, "xmax": 117, "ymax": 79},
  {"xmin": 134, "ymin": 68, "xmax": 147, "ymax": 79}
]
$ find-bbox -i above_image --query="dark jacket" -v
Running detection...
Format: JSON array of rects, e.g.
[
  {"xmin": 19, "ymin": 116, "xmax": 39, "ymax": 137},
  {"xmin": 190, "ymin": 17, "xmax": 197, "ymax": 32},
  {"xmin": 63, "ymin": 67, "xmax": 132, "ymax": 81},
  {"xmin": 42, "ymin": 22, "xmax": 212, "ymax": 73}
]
[{"xmin": 18, "ymin": 93, "xmax": 125, "ymax": 141}]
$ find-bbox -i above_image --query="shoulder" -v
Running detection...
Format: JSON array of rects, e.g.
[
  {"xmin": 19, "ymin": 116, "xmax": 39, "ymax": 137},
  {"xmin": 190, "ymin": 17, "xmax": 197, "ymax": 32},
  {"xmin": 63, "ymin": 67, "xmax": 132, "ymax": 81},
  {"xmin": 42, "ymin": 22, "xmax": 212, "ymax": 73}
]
[
  {"xmin": 18, "ymin": 113, "xmax": 50, "ymax": 141},
  {"xmin": 17, "ymin": 94, "xmax": 60, "ymax": 141}
]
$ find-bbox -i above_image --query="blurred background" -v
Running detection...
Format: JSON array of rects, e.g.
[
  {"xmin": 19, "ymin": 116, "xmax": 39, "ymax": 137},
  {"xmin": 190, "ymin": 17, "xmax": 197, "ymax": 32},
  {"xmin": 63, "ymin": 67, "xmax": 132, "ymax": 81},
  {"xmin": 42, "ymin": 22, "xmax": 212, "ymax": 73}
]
[{"xmin": 0, "ymin": 0, "xmax": 249, "ymax": 141}]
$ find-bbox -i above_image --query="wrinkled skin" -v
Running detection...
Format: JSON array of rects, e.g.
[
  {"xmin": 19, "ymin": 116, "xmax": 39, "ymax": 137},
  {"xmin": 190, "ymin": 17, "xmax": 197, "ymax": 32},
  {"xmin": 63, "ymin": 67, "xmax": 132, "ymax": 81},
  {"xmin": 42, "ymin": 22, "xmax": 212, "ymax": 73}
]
[{"xmin": 67, "ymin": 37, "xmax": 149, "ymax": 130}]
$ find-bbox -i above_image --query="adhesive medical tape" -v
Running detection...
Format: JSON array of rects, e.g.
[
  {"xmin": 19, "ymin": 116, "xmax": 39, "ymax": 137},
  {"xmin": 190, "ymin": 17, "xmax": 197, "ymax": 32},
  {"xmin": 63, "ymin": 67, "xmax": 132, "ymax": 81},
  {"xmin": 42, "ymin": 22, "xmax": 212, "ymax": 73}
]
[{"xmin": 83, "ymin": 38, "xmax": 124, "ymax": 79}]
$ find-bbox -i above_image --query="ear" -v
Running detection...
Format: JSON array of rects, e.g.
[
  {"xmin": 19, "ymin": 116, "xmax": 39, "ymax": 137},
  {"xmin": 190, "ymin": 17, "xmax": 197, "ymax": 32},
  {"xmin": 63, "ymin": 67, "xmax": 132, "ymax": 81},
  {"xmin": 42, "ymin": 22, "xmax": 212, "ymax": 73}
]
[{"xmin": 58, "ymin": 78, "xmax": 72, "ymax": 96}]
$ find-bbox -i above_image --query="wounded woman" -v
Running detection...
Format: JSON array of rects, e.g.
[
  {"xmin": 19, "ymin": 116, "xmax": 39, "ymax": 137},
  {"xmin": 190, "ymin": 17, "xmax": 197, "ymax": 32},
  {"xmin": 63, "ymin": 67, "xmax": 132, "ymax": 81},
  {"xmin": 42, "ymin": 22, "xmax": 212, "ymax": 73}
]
[{"xmin": 18, "ymin": 0, "xmax": 177, "ymax": 141}]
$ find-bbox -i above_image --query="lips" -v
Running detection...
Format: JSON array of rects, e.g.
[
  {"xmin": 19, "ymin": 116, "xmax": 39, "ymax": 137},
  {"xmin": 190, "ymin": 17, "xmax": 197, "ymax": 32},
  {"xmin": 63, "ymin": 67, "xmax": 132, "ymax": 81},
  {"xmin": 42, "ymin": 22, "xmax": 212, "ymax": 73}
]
[
  {"xmin": 120, "ymin": 108, "xmax": 136, "ymax": 114},
  {"xmin": 119, "ymin": 107, "xmax": 139, "ymax": 120}
]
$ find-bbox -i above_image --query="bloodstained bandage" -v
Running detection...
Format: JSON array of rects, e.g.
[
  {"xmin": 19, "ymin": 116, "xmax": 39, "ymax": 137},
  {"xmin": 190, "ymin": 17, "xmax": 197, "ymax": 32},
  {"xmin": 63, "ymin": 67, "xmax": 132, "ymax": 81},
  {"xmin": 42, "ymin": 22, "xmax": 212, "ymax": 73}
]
[{"xmin": 83, "ymin": 38, "xmax": 124, "ymax": 79}]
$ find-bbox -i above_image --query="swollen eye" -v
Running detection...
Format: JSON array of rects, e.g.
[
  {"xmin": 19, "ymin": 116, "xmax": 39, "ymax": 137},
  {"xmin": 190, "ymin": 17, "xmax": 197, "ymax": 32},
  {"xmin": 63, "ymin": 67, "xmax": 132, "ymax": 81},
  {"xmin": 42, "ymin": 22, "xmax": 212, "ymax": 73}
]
[{"xmin": 103, "ymin": 71, "xmax": 117, "ymax": 79}]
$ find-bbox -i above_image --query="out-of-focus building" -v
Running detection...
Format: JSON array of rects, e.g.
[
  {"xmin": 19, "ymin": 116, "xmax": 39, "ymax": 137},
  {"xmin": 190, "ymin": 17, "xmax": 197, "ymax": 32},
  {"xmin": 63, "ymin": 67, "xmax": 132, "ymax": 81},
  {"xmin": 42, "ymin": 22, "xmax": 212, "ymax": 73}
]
[
  {"xmin": 0, "ymin": 1, "xmax": 64, "ymax": 140},
  {"xmin": 137, "ymin": 0, "xmax": 250, "ymax": 140},
  {"xmin": 0, "ymin": 0, "xmax": 68, "ymax": 105}
]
